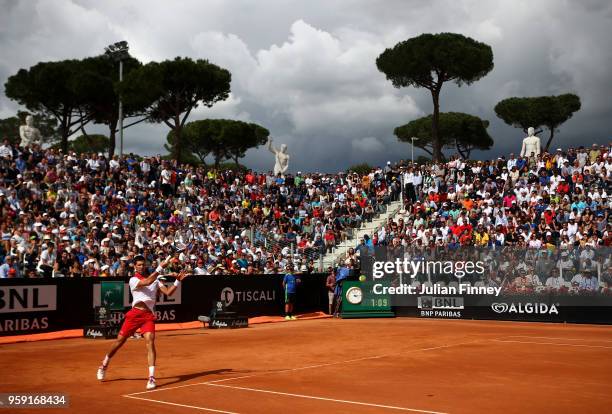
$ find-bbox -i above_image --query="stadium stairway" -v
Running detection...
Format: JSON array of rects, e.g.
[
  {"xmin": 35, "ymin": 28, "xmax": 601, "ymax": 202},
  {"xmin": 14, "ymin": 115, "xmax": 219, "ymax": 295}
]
[{"xmin": 321, "ymin": 199, "xmax": 403, "ymax": 268}]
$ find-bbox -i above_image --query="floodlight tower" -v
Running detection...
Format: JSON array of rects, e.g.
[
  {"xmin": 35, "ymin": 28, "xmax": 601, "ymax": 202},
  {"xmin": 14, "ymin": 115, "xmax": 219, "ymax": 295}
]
[
  {"xmin": 104, "ymin": 41, "xmax": 130, "ymax": 157},
  {"xmin": 411, "ymin": 137, "xmax": 417, "ymax": 165}
]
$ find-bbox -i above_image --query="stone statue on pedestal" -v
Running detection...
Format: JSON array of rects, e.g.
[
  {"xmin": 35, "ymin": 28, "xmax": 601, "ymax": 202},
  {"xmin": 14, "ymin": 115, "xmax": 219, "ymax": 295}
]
[
  {"xmin": 267, "ymin": 138, "xmax": 289, "ymax": 176},
  {"xmin": 19, "ymin": 115, "xmax": 43, "ymax": 147},
  {"xmin": 520, "ymin": 127, "xmax": 541, "ymax": 158}
]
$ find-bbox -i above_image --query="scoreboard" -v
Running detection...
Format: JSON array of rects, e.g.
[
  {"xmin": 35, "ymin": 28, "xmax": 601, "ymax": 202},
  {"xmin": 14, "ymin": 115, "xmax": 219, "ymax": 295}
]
[{"xmin": 340, "ymin": 281, "xmax": 395, "ymax": 318}]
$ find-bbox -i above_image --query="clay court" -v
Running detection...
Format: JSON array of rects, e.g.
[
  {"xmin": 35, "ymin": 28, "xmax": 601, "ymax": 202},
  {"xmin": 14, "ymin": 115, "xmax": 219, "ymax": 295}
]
[{"xmin": 1, "ymin": 318, "xmax": 611, "ymax": 414}]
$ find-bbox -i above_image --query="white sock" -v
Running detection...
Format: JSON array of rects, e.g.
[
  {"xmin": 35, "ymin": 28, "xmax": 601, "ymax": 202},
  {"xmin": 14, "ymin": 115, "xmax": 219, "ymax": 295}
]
[
  {"xmin": 102, "ymin": 355, "xmax": 110, "ymax": 367},
  {"xmin": 149, "ymin": 366, "xmax": 155, "ymax": 377}
]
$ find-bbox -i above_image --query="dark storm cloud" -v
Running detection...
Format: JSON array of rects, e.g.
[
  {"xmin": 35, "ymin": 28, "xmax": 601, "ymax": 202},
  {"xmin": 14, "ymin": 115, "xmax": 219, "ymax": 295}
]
[{"xmin": 1, "ymin": 0, "xmax": 611, "ymax": 172}]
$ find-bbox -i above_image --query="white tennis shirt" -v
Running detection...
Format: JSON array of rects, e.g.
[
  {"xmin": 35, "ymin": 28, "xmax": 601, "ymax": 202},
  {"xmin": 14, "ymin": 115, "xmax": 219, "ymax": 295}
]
[{"xmin": 129, "ymin": 274, "xmax": 163, "ymax": 312}]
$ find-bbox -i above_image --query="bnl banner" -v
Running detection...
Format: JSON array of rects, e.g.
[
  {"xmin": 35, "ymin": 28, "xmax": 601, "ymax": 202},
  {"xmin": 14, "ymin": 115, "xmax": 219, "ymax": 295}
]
[{"xmin": 0, "ymin": 285, "xmax": 57, "ymax": 334}]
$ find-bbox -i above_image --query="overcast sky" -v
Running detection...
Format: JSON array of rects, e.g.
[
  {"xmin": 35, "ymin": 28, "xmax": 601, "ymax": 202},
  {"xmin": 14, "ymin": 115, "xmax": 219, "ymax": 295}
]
[{"xmin": 1, "ymin": 0, "xmax": 611, "ymax": 172}]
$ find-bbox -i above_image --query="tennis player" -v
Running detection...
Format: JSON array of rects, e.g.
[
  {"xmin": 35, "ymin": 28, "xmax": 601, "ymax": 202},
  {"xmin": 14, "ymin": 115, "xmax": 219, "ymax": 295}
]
[{"xmin": 96, "ymin": 255, "xmax": 185, "ymax": 390}]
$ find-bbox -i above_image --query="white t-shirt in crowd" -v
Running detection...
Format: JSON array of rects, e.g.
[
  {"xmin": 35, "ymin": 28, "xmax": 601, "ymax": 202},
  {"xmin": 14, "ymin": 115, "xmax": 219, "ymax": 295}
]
[{"xmin": 161, "ymin": 169, "xmax": 172, "ymax": 184}]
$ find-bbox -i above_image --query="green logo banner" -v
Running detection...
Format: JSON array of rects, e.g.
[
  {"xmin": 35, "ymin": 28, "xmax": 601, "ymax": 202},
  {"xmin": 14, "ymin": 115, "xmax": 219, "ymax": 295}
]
[{"xmin": 101, "ymin": 281, "xmax": 124, "ymax": 311}]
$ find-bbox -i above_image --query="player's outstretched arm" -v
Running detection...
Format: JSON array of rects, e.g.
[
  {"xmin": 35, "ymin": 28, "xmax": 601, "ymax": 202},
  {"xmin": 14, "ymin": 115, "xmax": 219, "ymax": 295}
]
[
  {"xmin": 136, "ymin": 256, "xmax": 173, "ymax": 287},
  {"xmin": 158, "ymin": 270, "xmax": 188, "ymax": 296}
]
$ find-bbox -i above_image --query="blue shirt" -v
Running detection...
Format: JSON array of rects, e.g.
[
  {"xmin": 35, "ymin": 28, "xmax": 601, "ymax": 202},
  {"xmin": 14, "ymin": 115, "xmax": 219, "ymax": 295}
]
[
  {"xmin": 283, "ymin": 273, "xmax": 297, "ymax": 294},
  {"xmin": 0, "ymin": 263, "xmax": 10, "ymax": 278},
  {"xmin": 127, "ymin": 157, "xmax": 137, "ymax": 171},
  {"xmin": 336, "ymin": 267, "xmax": 350, "ymax": 281},
  {"xmin": 579, "ymin": 276, "xmax": 598, "ymax": 291},
  {"xmin": 75, "ymin": 252, "xmax": 87, "ymax": 265},
  {"xmin": 571, "ymin": 201, "xmax": 586, "ymax": 212},
  {"xmin": 16, "ymin": 157, "xmax": 27, "ymax": 173},
  {"xmin": 535, "ymin": 203, "xmax": 547, "ymax": 215}
]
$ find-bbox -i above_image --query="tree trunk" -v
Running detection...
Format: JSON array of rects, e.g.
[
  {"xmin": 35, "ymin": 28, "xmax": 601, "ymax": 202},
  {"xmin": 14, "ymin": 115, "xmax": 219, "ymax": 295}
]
[
  {"xmin": 456, "ymin": 139, "xmax": 469, "ymax": 160},
  {"xmin": 60, "ymin": 117, "xmax": 69, "ymax": 154},
  {"xmin": 419, "ymin": 145, "xmax": 434, "ymax": 156},
  {"xmin": 544, "ymin": 127, "xmax": 555, "ymax": 152},
  {"xmin": 196, "ymin": 153, "xmax": 207, "ymax": 166},
  {"xmin": 457, "ymin": 146, "xmax": 470, "ymax": 160},
  {"xmin": 234, "ymin": 155, "xmax": 239, "ymax": 166},
  {"xmin": 431, "ymin": 90, "xmax": 443, "ymax": 162},
  {"xmin": 174, "ymin": 114, "xmax": 182, "ymax": 163},
  {"xmin": 174, "ymin": 127, "xmax": 183, "ymax": 163},
  {"xmin": 108, "ymin": 119, "xmax": 118, "ymax": 158}
]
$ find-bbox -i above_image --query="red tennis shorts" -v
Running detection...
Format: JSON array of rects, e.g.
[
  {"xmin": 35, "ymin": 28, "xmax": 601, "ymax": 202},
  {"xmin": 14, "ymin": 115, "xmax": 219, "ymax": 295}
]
[{"xmin": 119, "ymin": 307, "xmax": 156, "ymax": 337}]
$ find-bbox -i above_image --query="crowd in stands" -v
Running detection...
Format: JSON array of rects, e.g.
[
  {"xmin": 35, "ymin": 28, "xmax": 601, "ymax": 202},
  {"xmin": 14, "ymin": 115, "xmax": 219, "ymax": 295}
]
[
  {"xmin": 0, "ymin": 138, "xmax": 400, "ymax": 278},
  {"xmin": 347, "ymin": 143, "xmax": 612, "ymax": 294},
  {"xmin": 1, "ymin": 136, "xmax": 611, "ymax": 293}
]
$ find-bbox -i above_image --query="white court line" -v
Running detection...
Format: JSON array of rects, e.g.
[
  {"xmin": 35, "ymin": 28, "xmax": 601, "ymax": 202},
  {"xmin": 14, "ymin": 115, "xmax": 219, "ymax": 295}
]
[
  {"xmin": 206, "ymin": 383, "xmax": 447, "ymax": 414},
  {"xmin": 494, "ymin": 339, "xmax": 612, "ymax": 349},
  {"xmin": 123, "ymin": 394, "xmax": 239, "ymax": 414},
  {"xmin": 502, "ymin": 335, "xmax": 612, "ymax": 343},
  {"xmin": 121, "ymin": 340, "xmax": 483, "ymax": 413},
  {"xmin": 125, "ymin": 339, "xmax": 481, "ymax": 397}
]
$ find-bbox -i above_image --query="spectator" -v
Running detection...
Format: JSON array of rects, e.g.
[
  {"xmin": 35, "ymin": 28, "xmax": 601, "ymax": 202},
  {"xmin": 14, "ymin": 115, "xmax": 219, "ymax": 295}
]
[{"xmin": 0, "ymin": 255, "xmax": 18, "ymax": 278}]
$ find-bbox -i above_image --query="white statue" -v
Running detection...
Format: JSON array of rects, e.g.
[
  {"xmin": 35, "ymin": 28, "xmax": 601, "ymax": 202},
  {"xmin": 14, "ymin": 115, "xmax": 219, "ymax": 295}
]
[
  {"xmin": 267, "ymin": 138, "xmax": 290, "ymax": 176},
  {"xmin": 19, "ymin": 115, "xmax": 42, "ymax": 147},
  {"xmin": 520, "ymin": 127, "xmax": 541, "ymax": 158}
]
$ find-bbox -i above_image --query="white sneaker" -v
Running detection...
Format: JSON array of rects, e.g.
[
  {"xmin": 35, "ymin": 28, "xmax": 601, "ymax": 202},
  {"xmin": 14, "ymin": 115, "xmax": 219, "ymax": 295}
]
[
  {"xmin": 97, "ymin": 366, "xmax": 106, "ymax": 381},
  {"xmin": 146, "ymin": 376, "xmax": 156, "ymax": 390}
]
